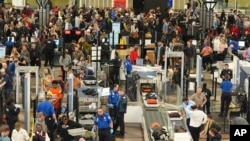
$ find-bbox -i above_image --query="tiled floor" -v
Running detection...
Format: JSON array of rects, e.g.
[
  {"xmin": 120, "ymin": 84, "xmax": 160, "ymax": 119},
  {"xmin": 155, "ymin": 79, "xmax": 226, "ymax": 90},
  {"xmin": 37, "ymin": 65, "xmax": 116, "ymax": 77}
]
[
  {"xmin": 115, "ymin": 126, "xmax": 144, "ymax": 141},
  {"xmin": 15, "ymin": 62, "xmax": 231, "ymax": 141}
]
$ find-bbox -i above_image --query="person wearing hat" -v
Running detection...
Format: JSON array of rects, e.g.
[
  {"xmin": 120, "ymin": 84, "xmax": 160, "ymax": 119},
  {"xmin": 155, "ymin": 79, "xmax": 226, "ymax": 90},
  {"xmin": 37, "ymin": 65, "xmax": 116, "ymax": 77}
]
[{"xmin": 56, "ymin": 115, "xmax": 82, "ymax": 141}]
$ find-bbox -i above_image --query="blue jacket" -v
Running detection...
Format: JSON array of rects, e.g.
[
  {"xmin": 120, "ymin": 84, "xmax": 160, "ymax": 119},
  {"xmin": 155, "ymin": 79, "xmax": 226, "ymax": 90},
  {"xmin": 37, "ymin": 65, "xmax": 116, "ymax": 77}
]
[
  {"xmin": 94, "ymin": 113, "xmax": 112, "ymax": 129},
  {"xmin": 8, "ymin": 63, "xmax": 16, "ymax": 77},
  {"xmin": 124, "ymin": 59, "xmax": 132, "ymax": 72},
  {"xmin": 111, "ymin": 9, "xmax": 116, "ymax": 20},
  {"xmin": 228, "ymin": 40, "xmax": 238, "ymax": 51},
  {"xmin": 117, "ymin": 95, "xmax": 127, "ymax": 113},
  {"xmin": 220, "ymin": 80, "xmax": 233, "ymax": 93},
  {"xmin": 108, "ymin": 90, "xmax": 119, "ymax": 105}
]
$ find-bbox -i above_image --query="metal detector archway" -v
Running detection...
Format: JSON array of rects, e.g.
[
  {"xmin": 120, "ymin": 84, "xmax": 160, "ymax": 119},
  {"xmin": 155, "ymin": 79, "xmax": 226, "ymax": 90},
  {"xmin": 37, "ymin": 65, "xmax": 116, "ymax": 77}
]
[
  {"xmin": 164, "ymin": 51, "xmax": 185, "ymax": 103},
  {"xmin": 23, "ymin": 72, "xmax": 31, "ymax": 132},
  {"xmin": 16, "ymin": 66, "xmax": 39, "ymax": 104},
  {"xmin": 164, "ymin": 51, "xmax": 185, "ymax": 92}
]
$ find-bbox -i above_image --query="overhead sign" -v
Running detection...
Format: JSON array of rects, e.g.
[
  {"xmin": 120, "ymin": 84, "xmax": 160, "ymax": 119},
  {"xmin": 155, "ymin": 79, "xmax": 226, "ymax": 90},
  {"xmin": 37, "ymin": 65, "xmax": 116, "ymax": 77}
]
[
  {"xmin": 12, "ymin": 0, "xmax": 25, "ymax": 7},
  {"xmin": 167, "ymin": 0, "xmax": 173, "ymax": 8},
  {"xmin": 114, "ymin": 0, "xmax": 127, "ymax": 8},
  {"xmin": 65, "ymin": 30, "xmax": 71, "ymax": 35}
]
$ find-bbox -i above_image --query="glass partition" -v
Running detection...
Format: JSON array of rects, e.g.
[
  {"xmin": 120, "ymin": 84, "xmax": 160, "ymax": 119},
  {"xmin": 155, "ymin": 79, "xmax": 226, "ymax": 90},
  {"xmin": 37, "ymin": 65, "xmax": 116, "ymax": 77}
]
[{"xmin": 165, "ymin": 84, "xmax": 183, "ymax": 106}]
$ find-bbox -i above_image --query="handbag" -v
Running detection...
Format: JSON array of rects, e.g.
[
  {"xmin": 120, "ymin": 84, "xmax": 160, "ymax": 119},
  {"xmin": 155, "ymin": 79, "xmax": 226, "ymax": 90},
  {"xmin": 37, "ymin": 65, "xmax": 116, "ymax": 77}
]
[
  {"xmin": 145, "ymin": 32, "xmax": 152, "ymax": 38},
  {"xmin": 200, "ymin": 121, "xmax": 211, "ymax": 137},
  {"xmin": 131, "ymin": 32, "xmax": 139, "ymax": 38}
]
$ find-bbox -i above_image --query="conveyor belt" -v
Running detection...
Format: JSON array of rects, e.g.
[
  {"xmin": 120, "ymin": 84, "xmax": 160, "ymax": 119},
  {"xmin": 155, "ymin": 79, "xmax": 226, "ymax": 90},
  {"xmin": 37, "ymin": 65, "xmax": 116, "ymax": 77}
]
[{"xmin": 144, "ymin": 110, "xmax": 168, "ymax": 140}]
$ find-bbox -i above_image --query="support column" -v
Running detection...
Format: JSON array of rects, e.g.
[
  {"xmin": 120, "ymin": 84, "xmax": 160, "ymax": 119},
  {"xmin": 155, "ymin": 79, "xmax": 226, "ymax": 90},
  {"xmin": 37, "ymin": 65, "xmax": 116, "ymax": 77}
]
[
  {"xmin": 67, "ymin": 76, "xmax": 74, "ymax": 113},
  {"xmin": 24, "ymin": 73, "xmax": 31, "ymax": 131}
]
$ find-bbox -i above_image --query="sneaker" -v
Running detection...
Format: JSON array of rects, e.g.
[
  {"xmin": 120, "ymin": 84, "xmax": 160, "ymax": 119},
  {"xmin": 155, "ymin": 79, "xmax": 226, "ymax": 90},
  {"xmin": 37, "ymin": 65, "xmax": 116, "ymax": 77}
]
[{"xmin": 116, "ymin": 134, "xmax": 124, "ymax": 138}]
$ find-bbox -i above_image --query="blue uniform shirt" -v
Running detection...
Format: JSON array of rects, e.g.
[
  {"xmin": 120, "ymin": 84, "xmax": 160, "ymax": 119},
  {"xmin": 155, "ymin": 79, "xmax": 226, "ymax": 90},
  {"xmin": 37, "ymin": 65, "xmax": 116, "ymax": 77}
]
[
  {"xmin": 220, "ymin": 80, "xmax": 233, "ymax": 93},
  {"xmin": 108, "ymin": 90, "xmax": 119, "ymax": 105},
  {"xmin": 94, "ymin": 113, "xmax": 112, "ymax": 129},
  {"xmin": 182, "ymin": 100, "xmax": 195, "ymax": 119},
  {"xmin": 36, "ymin": 101, "xmax": 55, "ymax": 116},
  {"xmin": 124, "ymin": 59, "xmax": 132, "ymax": 72},
  {"xmin": 117, "ymin": 95, "xmax": 127, "ymax": 113},
  {"xmin": 228, "ymin": 40, "xmax": 239, "ymax": 51}
]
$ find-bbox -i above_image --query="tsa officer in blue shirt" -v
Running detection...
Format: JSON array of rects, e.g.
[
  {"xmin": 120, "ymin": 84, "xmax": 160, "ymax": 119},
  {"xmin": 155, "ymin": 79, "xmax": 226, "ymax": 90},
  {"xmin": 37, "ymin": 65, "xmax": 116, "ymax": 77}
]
[
  {"xmin": 92, "ymin": 107, "xmax": 113, "ymax": 141},
  {"xmin": 108, "ymin": 84, "xmax": 119, "ymax": 120},
  {"xmin": 219, "ymin": 74, "xmax": 233, "ymax": 117},
  {"xmin": 114, "ymin": 91, "xmax": 127, "ymax": 138},
  {"xmin": 36, "ymin": 97, "xmax": 57, "ymax": 141},
  {"xmin": 124, "ymin": 55, "xmax": 132, "ymax": 75},
  {"xmin": 181, "ymin": 97, "xmax": 195, "ymax": 130}
]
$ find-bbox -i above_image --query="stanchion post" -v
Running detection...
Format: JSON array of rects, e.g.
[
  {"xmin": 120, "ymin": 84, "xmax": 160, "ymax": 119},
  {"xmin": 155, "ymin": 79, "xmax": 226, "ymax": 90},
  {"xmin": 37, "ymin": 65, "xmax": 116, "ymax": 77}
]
[
  {"xmin": 186, "ymin": 76, "xmax": 189, "ymax": 98},
  {"xmin": 247, "ymin": 76, "xmax": 250, "ymax": 123},
  {"xmin": 194, "ymin": 81, "xmax": 197, "ymax": 92},
  {"xmin": 214, "ymin": 78, "xmax": 218, "ymax": 101},
  {"xmin": 223, "ymin": 114, "xmax": 226, "ymax": 132},
  {"xmin": 0, "ymin": 89, "xmax": 3, "ymax": 124},
  {"xmin": 212, "ymin": 70, "xmax": 215, "ymax": 96},
  {"xmin": 75, "ymin": 95, "xmax": 79, "ymax": 123},
  {"xmin": 112, "ymin": 31, "xmax": 114, "ymax": 49}
]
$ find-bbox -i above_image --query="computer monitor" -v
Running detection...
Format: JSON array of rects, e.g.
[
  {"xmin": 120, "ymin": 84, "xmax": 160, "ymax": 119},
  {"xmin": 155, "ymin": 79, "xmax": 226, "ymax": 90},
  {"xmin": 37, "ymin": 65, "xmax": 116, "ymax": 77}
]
[
  {"xmin": 238, "ymin": 41, "xmax": 245, "ymax": 47},
  {"xmin": 192, "ymin": 40, "xmax": 197, "ymax": 46},
  {"xmin": 0, "ymin": 45, "xmax": 6, "ymax": 59},
  {"xmin": 54, "ymin": 39, "xmax": 59, "ymax": 51},
  {"xmin": 54, "ymin": 39, "xmax": 59, "ymax": 46},
  {"xmin": 136, "ymin": 58, "xmax": 144, "ymax": 66},
  {"xmin": 7, "ymin": 37, "xmax": 15, "ymax": 42}
]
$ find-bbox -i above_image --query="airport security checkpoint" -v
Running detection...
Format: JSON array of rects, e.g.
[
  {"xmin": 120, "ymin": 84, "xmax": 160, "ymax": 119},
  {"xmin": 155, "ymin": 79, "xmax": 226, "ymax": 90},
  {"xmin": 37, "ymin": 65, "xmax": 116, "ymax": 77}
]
[{"xmin": 1, "ymin": 0, "xmax": 250, "ymax": 141}]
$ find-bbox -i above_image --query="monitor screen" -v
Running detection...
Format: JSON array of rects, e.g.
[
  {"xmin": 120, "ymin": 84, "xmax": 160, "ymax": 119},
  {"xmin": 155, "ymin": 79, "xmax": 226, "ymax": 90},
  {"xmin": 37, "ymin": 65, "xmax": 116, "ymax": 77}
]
[
  {"xmin": 7, "ymin": 37, "xmax": 15, "ymax": 42},
  {"xmin": 192, "ymin": 40, "xmax": 197, "ymax": 46},
  {"xmin": 238, "ymin": 41, "xmax": 245, "ymax": 47},
  {"xmin": 54, "ymin": 39, "xmax": 59, "ymax": 46},
  {"xmin": 0, "ymin": 46, "xmax": 6, "ymax": 59}
]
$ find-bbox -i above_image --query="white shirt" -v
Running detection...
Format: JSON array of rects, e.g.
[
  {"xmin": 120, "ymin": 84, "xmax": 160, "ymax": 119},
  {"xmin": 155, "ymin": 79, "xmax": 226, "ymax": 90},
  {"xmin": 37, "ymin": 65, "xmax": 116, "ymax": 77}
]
[
  {"xmin": 34, "ymin": 131, "xmax": 50, "ymax": 141},
  {"xmin": 213, "ymin": 38, "xmax": 221, "ymax": 52},
  {"xmin": 130, "ymin": 24, "xmax": 138, "ymax": 33},
  {"xmin": 11, "ymin": 128, "xmax": 30, "ymax": 141},
  {"xmin": 75, "ymin": 16, "xmax": 80, "ymax": 28},
  {"xmin": 185, "ymin": 105, "xmax": 207, "ymax": 127}
]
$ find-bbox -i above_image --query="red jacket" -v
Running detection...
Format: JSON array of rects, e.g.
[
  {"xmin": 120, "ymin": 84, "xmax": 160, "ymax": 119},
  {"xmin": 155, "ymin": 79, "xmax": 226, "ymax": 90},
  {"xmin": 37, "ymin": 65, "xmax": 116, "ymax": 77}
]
[
  {"xmin": 130, "ymin": 49, "xmax": 139, "ymax": 64},
  {"xmin": 230, "ymin": 25, "xmax": 239, "ymax": 38},
  {"xmin": 246, "ymin": 26, "xmax": 250, "ymax": 33}
]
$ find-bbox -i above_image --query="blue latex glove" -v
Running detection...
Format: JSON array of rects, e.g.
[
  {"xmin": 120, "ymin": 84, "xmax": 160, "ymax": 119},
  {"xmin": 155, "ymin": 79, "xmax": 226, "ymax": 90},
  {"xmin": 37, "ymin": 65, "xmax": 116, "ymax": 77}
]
[
  {"xmin": 55, "ymin": 119, "xmax": 58, "ymax": 124},
  {"xmin": 110, "ymin": 128, "xmax": 114, "ymax": 134},
  {"xmin": 108, "ymin": 104, "xmax": 114, "ymax": 108}
]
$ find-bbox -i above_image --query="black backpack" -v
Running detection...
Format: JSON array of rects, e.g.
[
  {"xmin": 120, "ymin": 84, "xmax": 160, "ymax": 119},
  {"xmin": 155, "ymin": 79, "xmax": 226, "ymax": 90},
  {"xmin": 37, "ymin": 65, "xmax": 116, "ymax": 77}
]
[{"xmin": 146, "ymin": 93, "xmax": 157, "ymax": 100}]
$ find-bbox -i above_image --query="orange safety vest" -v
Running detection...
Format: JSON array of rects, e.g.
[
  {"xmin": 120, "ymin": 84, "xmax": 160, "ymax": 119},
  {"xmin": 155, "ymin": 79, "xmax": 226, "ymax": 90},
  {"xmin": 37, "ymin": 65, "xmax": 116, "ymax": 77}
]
[{"xmin": 49, "ymin": 88, "xmax": 62, "ymax": 110}]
